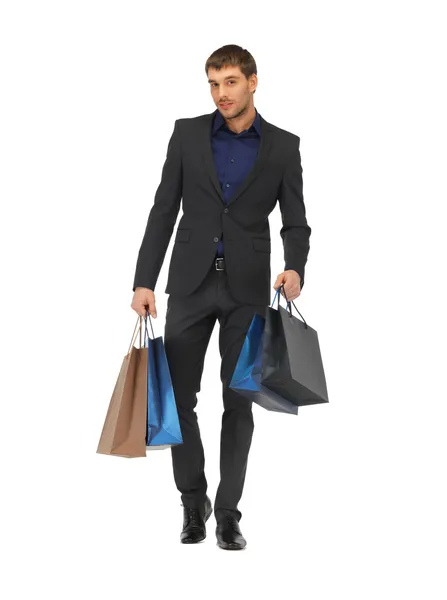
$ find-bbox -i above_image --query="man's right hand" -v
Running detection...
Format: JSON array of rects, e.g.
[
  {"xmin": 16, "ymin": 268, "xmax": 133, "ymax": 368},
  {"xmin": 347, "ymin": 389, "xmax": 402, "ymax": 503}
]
[{"xmin": 131, "ymin": 287, "xmax": 157, "ymax": 318}]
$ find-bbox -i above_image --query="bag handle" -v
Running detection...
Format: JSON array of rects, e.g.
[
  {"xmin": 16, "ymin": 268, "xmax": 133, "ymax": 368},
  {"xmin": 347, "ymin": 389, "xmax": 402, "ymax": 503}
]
[
  {"xmin": 271, "ymin": 285, "xmax": 308, "ymax": 329},
  {"xmin": 127, "ymin": 315, "xmax": 143, "ymax": 355},
  {"xmin": 143, "ymin": 308, "xmax": 155, "ymax": 345},
  {"xmin": 126, "ymin": 309, "xmax": 156, "ymax": 356}
]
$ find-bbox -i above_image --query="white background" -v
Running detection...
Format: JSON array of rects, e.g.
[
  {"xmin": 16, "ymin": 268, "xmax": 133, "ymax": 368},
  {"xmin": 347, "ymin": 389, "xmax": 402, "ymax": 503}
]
[{"xmin": 1, "ymin": 1, "xmax": 446, "ymax": 598}]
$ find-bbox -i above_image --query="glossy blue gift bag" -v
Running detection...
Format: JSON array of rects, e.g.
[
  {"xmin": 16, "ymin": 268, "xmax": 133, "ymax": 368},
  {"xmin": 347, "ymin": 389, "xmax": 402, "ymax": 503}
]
[
  {"xmin": 229, "ymin": 303, "xmax": 299, "ymax": 415},
  {"xmin": 143, "ymin": 311, "xmax": 183, "ymax": 449}
]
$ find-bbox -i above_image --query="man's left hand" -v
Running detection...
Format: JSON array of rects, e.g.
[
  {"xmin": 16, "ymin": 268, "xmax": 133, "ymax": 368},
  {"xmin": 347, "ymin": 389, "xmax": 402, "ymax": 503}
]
[{"xmin": 273, "ymin": 270, "xmax": 301, "ymax": 302}]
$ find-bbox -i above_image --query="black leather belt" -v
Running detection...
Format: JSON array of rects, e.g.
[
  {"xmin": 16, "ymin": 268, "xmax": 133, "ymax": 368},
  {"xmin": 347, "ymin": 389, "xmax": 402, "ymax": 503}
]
[{"xmin": 214, "ymin": 257, "xmax": 225, "ymax": 271}]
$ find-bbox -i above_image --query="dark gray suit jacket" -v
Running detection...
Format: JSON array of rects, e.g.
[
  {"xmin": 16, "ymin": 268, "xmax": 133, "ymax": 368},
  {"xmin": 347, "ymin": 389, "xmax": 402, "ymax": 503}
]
[{"xmin": 132, "ymin": 109, "xmax": 311, "ymax": 306}]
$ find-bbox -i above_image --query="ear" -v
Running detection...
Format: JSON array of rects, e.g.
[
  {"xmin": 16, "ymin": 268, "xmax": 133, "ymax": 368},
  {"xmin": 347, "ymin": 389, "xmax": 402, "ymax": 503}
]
[{"xmin": 249, "ymin": 73, "xmax": 258, "ymax": 92}]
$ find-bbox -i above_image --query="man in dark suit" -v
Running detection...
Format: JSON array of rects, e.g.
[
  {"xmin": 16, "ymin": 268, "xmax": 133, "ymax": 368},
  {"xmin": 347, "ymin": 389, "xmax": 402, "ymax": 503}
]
[{"xmin": 131, "ymin": 45, "xmax": 311, "ymax": 550}]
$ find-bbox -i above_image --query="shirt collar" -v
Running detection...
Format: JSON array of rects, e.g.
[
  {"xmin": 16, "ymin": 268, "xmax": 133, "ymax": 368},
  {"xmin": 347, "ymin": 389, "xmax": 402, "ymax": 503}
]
[{"xmin": 212, "ymin": 107, "xmax": 261, "ymax": 136}]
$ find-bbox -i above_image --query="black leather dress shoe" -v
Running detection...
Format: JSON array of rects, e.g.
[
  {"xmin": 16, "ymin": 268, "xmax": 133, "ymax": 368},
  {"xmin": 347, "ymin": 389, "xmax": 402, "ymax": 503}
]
[
  {"xmin": 180, "ymin": 495, "xmax": 213, "ymax": 544},
  {"xmin": 216, "ymin": 514, "xmax": 247, "ymax": 550}
]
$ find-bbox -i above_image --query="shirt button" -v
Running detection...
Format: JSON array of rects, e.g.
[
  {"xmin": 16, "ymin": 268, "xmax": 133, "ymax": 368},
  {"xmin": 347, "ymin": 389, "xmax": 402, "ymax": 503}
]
[
  {"xmin": 224, "ymin": 208, "xmax": 229, "ymax": 213},
  {"xmin": 230, "ymin": 158, "xmax": 235, "ymax": 163},
  {"xmin": 213, "ymin": 236, "xmax": 219, "ymax": 242},
  {"xmin": 226, "ymin": 183, "xmax": 230, "ymax": 188}
]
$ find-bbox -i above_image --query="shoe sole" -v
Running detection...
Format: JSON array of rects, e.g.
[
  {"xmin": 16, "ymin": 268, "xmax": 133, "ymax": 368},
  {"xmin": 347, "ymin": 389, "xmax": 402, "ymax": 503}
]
[
  {"xmin": 216, "ymin": 520, "xmax": 247, "ymax": 550},
  {"xmin": 216, "ymin": 540, "xmax": 247, "ymax": 550},
  {"xmin": 180, "ymin": 501, "xmax": 213, "ymax": 544}
]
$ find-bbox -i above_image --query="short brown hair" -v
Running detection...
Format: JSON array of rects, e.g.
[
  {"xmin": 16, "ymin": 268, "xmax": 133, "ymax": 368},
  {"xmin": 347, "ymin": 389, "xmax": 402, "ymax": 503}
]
[{"xmin": 205, "ymin": 44, "xmax": 257, "ymax": 83}]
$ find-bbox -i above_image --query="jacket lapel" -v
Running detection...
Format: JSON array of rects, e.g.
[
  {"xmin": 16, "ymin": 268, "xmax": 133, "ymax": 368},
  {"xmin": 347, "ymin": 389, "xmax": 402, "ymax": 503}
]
[{"xmin": 200, "ymin": 110, "xmax": 274, "ymax": 207}]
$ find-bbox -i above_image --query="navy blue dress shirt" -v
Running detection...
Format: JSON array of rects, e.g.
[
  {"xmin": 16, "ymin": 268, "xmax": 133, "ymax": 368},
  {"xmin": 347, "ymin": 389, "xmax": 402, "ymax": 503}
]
[
  {"xmin": 211, "ymin": 108, "xmax": 292, "ymax": 271},
  {"xmin": 211, "ymin": 108, "xmax": 261, "ymax": 259}
]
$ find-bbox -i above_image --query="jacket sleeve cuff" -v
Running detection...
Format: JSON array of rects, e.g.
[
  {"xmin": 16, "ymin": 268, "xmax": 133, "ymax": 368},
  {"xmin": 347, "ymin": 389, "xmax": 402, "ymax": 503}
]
[{"xmin": 284, "ymin": 265, "xmax": 305, "ymax": 289}]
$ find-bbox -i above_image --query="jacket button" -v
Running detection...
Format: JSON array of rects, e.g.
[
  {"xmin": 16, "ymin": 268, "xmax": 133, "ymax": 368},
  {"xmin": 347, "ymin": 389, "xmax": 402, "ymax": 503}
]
[
  {"xmin": 213, "ymin": 236, "xmax": 219, "ymax": 242},
  {"xmin": 223, "ymin": 208, "xmax": 229, "ymax": 213}
]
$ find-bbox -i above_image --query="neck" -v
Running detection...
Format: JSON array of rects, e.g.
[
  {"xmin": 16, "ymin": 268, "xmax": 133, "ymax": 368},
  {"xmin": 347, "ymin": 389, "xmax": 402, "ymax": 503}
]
[{"xmin": 224, "ymin": 105, "xmax": 257, "ymax": 134}]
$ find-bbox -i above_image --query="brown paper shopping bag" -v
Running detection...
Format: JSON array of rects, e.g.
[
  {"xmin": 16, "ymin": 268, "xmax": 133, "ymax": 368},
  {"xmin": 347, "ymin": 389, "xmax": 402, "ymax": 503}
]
[{"xmin": 96, "ymin": 316, "xmax": 148, "ymax": 458}]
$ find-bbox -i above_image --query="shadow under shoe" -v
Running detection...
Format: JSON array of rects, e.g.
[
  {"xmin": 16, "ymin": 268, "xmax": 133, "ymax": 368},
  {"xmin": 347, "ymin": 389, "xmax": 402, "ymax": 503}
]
[
  {"xmin": 180, "ymin": 495, "xmax": 213, "ymax": 544},
  {"xmin": 216, "ymin": 514, "xmax": 247, "ymax": 550}
]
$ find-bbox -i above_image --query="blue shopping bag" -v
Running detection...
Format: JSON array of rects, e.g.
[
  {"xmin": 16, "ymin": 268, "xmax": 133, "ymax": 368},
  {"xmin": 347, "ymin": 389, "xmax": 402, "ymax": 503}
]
[
  {"xmin": 229, "ymin": 309, "xmax": 298, "ymax": 415},
  {"xmin": 143, "ymin": 311, "xmax": 184, "ymax": 449}
]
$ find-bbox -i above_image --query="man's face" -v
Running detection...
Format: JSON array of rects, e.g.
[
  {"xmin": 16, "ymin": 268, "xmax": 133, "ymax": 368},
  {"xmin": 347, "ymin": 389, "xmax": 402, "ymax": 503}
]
[{"xmin": 207, "ymin": 65, "xmax": 256, "ymax": 120}]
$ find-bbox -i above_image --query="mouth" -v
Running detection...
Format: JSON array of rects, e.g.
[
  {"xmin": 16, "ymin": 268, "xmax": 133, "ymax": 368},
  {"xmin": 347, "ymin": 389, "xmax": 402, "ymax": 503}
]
[{"xmin": 220, "ymin": 103, "xmax": 233, "ymax": 109}]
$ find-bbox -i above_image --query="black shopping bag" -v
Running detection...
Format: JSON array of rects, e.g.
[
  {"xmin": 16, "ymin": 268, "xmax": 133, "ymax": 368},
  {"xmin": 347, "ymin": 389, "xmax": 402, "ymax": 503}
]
[{"xmin": 261, "ymin": 285, "xmax": 329, "ymax": 407}]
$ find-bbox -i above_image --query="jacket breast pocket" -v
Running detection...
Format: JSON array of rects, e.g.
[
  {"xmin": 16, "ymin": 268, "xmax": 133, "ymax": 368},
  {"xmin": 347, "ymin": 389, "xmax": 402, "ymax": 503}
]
[
  {"xmin": 252, "ymin": 237, "xmax": 271, "ymax": 253},
  {"xmin": 175, "ymin": 228, "xmax": 191, "ymax": 243}
]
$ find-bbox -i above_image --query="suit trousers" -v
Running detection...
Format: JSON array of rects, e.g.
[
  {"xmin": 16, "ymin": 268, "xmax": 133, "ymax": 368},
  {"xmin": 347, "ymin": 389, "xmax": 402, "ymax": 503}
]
[{"xmin": 164, "ymin": 259, "xmax": 267, "ymax": 523}]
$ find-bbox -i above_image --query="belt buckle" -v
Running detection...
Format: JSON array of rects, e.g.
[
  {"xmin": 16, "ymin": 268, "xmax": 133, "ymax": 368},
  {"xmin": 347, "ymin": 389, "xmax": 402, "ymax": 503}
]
[{"xmin": 215, "ymin": 257, "xmax": 225, "ymax": 271}]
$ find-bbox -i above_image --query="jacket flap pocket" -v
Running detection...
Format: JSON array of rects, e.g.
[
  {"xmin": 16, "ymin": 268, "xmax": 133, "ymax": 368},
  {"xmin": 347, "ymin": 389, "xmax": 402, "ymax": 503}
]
[
  {"xmin": 253, "ymin": 237, "xmax": 271, "ymax": 253},
  {"xmin": 175, "ymin": 228, "xmax": 191, "ymax": 243}
]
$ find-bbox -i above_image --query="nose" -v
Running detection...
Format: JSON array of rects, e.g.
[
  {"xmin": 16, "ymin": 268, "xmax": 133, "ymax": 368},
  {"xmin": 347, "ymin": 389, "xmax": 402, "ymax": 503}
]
[{"xmin": 214, "ymin": 83, "xmax": 226, "ymax": 98}]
